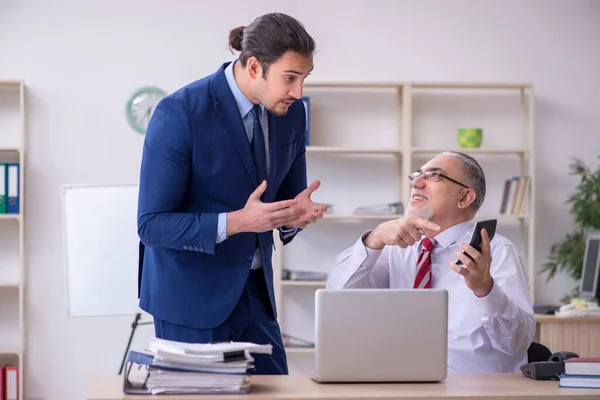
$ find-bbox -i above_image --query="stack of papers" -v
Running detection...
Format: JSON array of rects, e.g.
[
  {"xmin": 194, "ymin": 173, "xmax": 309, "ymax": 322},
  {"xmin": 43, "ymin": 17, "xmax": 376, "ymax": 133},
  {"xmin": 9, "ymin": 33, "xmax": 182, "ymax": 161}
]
[{"xmin": 123, "ymin": 338, "xmax": 273, "ymax": 395}]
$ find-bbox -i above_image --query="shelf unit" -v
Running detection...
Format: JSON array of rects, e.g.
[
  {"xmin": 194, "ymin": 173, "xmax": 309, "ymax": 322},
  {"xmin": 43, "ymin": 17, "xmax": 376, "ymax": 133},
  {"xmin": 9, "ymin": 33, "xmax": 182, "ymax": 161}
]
[
  {"xmin": 306, "ymin": 146, "xmax": 401, "ymax": 155},
  {"xmin": 280, "ymin": 280, "xmax": 326, "ymax": 288},
  {"xmin": 272, "ymin": 82, "xmax": 535, "ymax": 361},
  {"xmin": 0, "ymin": 80, "xmax": 26, "ymax": 400}
]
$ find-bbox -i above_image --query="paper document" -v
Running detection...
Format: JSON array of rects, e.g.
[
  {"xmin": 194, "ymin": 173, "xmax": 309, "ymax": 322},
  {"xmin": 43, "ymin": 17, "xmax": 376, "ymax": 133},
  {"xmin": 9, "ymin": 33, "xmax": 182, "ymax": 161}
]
[
  {"xmin": 149, "ymin": 337, "xmax": 273, "ymax": 355},
  {"xmin": 123, "ymin": 338, "xmax": 273, "ymax": 394}
]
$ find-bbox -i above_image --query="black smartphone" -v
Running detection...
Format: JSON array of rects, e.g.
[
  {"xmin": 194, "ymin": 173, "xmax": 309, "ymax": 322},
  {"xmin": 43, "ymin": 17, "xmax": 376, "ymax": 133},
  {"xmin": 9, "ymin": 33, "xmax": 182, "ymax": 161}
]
[{"xmin": 455, "ymin": 219, "xmax": 497, "ymax": 265}]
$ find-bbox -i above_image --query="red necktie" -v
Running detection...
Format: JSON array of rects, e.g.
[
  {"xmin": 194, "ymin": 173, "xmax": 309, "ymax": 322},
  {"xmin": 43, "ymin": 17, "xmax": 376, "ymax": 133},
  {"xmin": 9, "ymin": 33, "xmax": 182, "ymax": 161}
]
[{"xmin": 414, "ymin": 238, "xmax": 435, "ymax": 289}]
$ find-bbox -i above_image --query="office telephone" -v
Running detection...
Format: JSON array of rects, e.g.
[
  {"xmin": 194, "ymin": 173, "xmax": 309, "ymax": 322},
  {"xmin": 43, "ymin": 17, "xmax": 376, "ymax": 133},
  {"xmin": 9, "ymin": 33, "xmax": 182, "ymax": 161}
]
[{"xmin": 521, "ymin": 351, "xmax": 580, "ymax": 380}]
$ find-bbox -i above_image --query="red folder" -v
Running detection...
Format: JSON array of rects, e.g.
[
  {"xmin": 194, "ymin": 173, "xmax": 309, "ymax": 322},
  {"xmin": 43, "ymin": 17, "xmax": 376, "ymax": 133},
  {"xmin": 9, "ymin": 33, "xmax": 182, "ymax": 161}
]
[{"xmin": 0, "ymin": 366, "xmax": 5, "ymax": 400}]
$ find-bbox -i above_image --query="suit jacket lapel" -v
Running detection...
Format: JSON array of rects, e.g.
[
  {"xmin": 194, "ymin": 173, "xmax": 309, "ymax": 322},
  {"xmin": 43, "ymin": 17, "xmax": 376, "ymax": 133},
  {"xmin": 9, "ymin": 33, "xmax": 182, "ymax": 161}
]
[{"xmin": 211, "ymin": 63, "xmax": 258, "ymax": 187}]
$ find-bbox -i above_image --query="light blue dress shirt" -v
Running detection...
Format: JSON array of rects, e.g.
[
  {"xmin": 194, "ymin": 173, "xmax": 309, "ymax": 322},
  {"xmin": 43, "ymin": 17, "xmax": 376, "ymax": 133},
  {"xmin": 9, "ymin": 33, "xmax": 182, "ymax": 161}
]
[{"xmin": 217, "ymin": 60, "xmax": 296, "ymax": 268}]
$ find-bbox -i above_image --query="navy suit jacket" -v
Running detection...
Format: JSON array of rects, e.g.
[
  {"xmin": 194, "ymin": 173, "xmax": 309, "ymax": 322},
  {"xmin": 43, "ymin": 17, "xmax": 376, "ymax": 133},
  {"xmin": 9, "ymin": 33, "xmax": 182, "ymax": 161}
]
[{"xmin": 137, "ymin": 62, "xmax": 307, "ymax": 330}]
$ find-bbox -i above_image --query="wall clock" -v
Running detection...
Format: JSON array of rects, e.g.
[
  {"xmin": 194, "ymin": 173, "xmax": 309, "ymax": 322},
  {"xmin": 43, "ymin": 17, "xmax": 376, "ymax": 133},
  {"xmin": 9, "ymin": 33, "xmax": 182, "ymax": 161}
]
[{"xmin": 125, "ymin": 86, "xmax": 167, "ymax": 134}]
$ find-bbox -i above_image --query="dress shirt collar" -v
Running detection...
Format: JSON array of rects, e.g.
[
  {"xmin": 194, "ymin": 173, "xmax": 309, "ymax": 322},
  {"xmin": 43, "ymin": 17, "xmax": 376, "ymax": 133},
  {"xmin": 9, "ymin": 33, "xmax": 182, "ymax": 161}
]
[
  {"xmin": 419, "ymin": 220, "xmax": 472, "ymax": 251},
  {"xmin": 224, "ymin": 59, "xmax": 264, "ymax": 119}
]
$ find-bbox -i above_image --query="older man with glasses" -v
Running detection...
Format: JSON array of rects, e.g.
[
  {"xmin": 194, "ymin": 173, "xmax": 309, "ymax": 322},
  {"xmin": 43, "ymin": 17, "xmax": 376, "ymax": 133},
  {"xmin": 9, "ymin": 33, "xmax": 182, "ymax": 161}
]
[{"xmin": 327, "ymin": 151, "xmax": 534, "ymax": 375}]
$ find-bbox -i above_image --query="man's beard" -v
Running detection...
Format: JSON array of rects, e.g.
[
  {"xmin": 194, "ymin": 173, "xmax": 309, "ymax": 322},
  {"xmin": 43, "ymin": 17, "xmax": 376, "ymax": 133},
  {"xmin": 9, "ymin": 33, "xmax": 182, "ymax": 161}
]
[
  {"xmin": 406, "ymin": 202, "xmax": 434, "ymax": 220},
  {"xmin": 266, "ymin": 99, "xmax": 294, "ymax": 117},
  {"xmin": 269, "ymin": 106, "xmax": 288, "ymax": 117}
]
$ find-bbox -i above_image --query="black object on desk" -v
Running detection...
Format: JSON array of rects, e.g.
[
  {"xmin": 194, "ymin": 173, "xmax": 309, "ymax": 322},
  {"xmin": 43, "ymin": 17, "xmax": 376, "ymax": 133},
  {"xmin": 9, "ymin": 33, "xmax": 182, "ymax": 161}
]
[
  {"xmin": 533, "ymin": 304, "xmax": 560, "ymax": 315},
  {"xmin": 520, "ymin": 351, "xmax": 580, "ymax": 380}
]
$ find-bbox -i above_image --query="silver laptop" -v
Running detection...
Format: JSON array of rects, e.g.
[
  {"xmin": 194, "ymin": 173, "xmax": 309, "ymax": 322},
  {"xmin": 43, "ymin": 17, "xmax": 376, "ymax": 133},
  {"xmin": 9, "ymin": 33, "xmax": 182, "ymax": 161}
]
[{"xmin": 313, "ymin": 288, "xmax": 448, "ymax": 383}]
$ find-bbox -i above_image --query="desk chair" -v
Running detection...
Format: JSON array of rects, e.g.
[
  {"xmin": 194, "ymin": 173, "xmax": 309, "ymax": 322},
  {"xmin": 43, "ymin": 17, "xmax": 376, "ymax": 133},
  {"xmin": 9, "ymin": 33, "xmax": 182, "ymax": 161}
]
[{"xmin": 527, "ymin": 341, "xmax": 552, "ymax": 363}]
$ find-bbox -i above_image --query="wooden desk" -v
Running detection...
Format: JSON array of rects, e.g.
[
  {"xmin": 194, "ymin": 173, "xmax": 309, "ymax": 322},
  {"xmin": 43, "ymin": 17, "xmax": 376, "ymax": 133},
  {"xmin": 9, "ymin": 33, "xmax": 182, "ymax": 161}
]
[
  {"xmin": 88, "ymin": 374, "xmax": 599, "ymax": 400},
  {"xmin": 535, "ymin": 315, "xmax": 600, "ymax": 357}
]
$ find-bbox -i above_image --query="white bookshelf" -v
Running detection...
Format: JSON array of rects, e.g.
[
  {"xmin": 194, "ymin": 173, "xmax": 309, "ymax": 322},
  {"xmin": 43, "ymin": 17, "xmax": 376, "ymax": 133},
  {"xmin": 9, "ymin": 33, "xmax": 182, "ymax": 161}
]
[
  {"xmin": 306, "ymin": 146, "xmax": 401, "ymax": 155},
  {"xmin": 323, "ymin": 213, "xmax": 403, "ymax": 220},
  {"xmin": 411, "ymin": 147, "xmax": 529, "ymax": 155},
  {"xmin": 0, "ymin": 80, "xmax": 26, "ymax": 400},
  {"xmin": 284, "ymin": 347, "xmax": 316, "ymax": 355},
  {"xmin": 272, "ymin": 82, "xmax": 535, "ymax": 363},
  {"xmin": 0, "ymin": 214, "xmax": 21, "ymax": 221},
  {"xmin": 280, "ymin": 280, "xmax": 326, "ymax": 288}
]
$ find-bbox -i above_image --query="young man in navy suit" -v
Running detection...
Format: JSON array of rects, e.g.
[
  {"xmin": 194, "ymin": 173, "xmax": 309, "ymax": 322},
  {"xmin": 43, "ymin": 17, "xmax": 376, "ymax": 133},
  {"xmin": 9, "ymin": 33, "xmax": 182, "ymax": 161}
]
[{"xmin": 137, "ymin": 13, "xmax": 326, "ymax": 375}]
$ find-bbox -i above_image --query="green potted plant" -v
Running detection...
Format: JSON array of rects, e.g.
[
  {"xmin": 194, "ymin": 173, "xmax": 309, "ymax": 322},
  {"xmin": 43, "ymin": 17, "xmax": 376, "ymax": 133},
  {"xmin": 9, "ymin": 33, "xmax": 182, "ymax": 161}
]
[{"xmin": 540, "ymin": 156, "xmax": 600, "ymax": 303}]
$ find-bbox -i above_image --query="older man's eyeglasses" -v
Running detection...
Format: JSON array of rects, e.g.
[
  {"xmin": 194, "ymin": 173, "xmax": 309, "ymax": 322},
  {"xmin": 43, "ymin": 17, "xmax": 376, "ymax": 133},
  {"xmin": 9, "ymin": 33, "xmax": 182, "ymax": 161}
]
[{"xmin": 408, "ymin": 171, "xmax": 470, "ymax": 189}]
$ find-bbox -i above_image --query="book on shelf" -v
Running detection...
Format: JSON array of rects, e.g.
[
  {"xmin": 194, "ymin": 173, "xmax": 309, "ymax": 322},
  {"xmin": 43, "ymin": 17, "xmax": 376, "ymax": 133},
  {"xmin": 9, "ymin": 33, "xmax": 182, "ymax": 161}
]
[
  {"xmin": 123, "ymin": 338, "xmax": 272, "ymax": 395},
  {"xmin": 0, "ymin": 162, "xmax": 19, "ymax": 215},
  {"xmin": 499, "ymin": 175, "xmax": 530, "ymax": 215},
  {"xmin": 281, "ymin": 269, "xmax": 327, "ymax": 281},
  {"xmin": 353, "ymin": 202, "xmax": 403, "ymax": 215}
]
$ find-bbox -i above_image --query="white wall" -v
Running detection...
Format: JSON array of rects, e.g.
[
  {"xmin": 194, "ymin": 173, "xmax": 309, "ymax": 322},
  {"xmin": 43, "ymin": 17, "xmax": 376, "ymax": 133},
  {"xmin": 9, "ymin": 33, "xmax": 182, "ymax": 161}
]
[{"xmin": 1, "ymin": 0, "xmax": 599, "ymax": 399}]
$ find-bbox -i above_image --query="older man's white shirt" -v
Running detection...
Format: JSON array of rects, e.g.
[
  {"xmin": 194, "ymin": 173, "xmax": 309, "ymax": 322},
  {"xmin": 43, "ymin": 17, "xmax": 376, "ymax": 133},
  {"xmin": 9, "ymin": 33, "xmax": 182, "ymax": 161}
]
[{"xmin": 327, "ymin": 221, "xmax": 535, "ymax": 374}]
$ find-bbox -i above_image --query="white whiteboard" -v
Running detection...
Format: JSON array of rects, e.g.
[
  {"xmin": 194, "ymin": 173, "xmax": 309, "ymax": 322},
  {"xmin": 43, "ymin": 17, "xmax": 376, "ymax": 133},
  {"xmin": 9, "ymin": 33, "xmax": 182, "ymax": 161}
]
[{"xmin": 62, "ymin": 183, "xmax": 143, "ymax": 317}]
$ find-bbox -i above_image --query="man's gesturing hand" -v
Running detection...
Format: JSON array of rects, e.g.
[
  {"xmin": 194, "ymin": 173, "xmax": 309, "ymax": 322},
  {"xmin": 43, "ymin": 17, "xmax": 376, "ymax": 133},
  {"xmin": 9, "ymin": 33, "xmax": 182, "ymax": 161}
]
[
  {"xmin": 284, "ymin": 180, "xmax": 328, "ymax": 229},
  {"xmin": 363, "ymin": 216, "xmax": 441, "ymax": 250},
  {"xmin": 227, "ymin": 181, "xmax": 303, "ymax": 236}
]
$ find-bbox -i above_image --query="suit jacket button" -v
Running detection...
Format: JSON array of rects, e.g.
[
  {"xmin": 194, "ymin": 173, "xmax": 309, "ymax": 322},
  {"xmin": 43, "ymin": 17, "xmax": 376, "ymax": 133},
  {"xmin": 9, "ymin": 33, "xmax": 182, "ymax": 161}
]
[
  {"xmin": 246, "ymin": 253, "xmax": 253, "ymax": 261},
  {"xmin": 197, "ymin": 246, "xmax": 203, "ymax": 252},
  {"xmin": 183, "ymin": 245, "xmax": 189, "ymax": 250}
]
